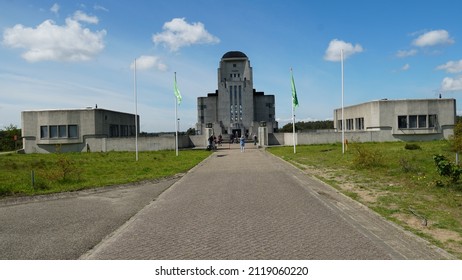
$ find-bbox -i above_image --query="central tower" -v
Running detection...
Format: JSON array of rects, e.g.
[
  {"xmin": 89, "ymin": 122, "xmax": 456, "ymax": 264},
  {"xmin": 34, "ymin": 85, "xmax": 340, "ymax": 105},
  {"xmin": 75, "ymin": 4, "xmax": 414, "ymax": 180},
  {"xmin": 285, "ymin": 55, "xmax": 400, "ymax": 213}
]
[
  {"xmin": 197, "ymin": 51, "xmax": 277, "ymax": 137},
  {"xmin": 218, "ymin": 51, "xmax": 253, "ymax": 136}
]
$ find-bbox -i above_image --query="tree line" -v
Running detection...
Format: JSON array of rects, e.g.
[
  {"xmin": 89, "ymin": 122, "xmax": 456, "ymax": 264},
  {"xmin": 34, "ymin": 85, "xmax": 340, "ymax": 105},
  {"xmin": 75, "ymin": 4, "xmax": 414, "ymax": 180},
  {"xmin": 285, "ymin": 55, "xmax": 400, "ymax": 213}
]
[
  {"xmin": 279, "ymin": 120, "xmax": 334, "ymax": 132},
  {"xmin": 0, "ymin": 124, "xmax": 22, "ymax": 152}
]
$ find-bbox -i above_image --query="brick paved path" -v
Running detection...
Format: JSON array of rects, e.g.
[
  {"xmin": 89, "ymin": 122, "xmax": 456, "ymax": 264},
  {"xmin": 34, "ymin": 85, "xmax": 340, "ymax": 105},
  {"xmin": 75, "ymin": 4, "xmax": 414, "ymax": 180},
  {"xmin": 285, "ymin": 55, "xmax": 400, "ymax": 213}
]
[{"xmin": 82, "ymin": 146, "xmax": 452, "ymax": 259}]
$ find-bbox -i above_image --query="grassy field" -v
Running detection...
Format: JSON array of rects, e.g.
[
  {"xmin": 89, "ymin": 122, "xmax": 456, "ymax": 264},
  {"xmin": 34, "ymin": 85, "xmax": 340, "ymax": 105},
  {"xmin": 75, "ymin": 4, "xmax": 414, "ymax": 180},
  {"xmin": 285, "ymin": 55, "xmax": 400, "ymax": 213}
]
[
  {"xmin": 2, "ymin": 143, "xmax": 461, "ymax": 258},
  {"xmin": 0, "ymin": 150, "xmax": 211, "ymax": 197},
  {"xmin": 268, "ymin": 141, "xmax": 462, "ymax": 259}
]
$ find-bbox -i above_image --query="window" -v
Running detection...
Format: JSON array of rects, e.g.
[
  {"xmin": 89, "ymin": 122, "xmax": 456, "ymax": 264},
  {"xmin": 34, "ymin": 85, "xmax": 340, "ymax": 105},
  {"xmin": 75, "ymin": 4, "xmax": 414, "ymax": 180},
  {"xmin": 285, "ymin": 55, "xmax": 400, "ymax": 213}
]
[
  {"xmin": 337, "ymin": 120, "xmax": 343, "ymax": 130},
  {"xmin": 429, "ymin": 115, "xmax": 437, "ymax": 128},
  {"xmin": 418, "ymin": 115, "xmax": 427, "ymax": 128},
  {"xmin": 346, "ymin": 119, "xmax": 354, "ymax": 130},
  {"xmin": 49, "ymin": 125, "xmax": 58, "ymax": 138},
  {"xmin": 58, "ymin": 125, "xmax": 67, "ymax": 138},
  {"xmin": 355, "ymin": 118, "xmax": 364, "ymax": 130},
  {"xmin": 40, "ymin": 126, "xmax": 48, "ymax": 139},
  {"xmin": 398, "ymin": 116, "xmax": 407, "ymax": 129},
  {"xmin": 120, "ymin": 125, "xmax": 129, "ymax": 137},
  {"xmin": 110, "ymin": 125, "xmax": 119, "ymax": 137},
  {"xmin": 68, "ymin": 125, "xmax": 78, "ymax": 138},
  {"xmin": 409, "ymin": 115, "xmax": 417, "ymax": 128}
]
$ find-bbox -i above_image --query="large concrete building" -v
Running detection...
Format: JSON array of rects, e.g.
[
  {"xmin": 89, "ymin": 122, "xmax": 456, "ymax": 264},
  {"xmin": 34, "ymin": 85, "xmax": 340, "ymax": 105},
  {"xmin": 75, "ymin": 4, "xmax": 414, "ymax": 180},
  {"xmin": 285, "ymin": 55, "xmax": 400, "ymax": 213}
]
[
  {"xmin": 22, "ymin": 108, "xmax": 139, "ymax": 153},
  {"xmin": 196, "ymin": 51, "xmax": 277, "ymax": 137},
  {"xmin": 333, "ymin": 98, "xmax": 456, "ymax": 140}
]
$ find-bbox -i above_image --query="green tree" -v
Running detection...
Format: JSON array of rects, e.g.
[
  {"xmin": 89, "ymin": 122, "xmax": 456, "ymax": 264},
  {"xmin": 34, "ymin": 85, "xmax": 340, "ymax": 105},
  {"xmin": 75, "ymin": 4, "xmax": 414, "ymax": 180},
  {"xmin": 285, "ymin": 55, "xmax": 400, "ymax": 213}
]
[
  {"xmin": 186, "ymin": 127, "xmax": 196, "ymax": 135},
  {"xmin": 0, "ymin": 124, "xmax": 21, "ymax": 151}
]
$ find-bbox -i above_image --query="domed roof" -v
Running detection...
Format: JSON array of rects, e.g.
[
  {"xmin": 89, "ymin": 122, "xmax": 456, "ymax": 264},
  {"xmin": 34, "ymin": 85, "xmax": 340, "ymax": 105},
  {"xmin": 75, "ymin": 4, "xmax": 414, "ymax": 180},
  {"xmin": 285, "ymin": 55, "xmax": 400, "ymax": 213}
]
[{"xmin": 222, "ymin": 51, "xmax": 248, "ymax": 59}]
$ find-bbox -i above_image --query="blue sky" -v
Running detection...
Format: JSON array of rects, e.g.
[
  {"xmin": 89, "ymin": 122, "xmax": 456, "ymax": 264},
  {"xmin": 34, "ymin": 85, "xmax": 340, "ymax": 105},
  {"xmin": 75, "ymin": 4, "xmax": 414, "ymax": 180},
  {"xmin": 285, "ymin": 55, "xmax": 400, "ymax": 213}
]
[{"xmin": 1, "ymin": 0, "xmax": 462, "ymax": 132}]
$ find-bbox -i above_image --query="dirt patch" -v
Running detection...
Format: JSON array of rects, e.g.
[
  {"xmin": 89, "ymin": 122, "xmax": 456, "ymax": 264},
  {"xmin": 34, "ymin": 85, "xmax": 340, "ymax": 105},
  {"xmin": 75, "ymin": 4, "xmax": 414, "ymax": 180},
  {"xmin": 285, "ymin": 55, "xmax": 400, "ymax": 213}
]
[
  {"xmin": 392, "ymin": 213, "xmax": 462, "ymax": 243},
  {"xmin": 302, "ymin": 164, "xmax": 379, "ymax": 203},
  {"xmin": 299, "ymin": 161, "xmax": 462, "ymax": 257}
]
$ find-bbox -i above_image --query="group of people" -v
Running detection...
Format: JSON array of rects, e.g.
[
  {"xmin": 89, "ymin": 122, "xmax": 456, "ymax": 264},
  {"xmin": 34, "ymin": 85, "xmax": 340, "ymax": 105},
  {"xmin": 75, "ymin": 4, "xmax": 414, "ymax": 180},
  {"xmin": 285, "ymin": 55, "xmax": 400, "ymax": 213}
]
[{"xmin": 208, "ymin": 133, "xmax": 258, "ymax": 152}]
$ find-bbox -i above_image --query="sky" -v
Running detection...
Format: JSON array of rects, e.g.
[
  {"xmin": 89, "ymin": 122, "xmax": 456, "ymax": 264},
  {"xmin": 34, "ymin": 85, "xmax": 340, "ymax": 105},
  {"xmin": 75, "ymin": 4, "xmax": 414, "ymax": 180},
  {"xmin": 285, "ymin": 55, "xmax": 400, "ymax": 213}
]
[{"xmin": 1, "ymin": 0, "xmax": 462, "ymax": 132}]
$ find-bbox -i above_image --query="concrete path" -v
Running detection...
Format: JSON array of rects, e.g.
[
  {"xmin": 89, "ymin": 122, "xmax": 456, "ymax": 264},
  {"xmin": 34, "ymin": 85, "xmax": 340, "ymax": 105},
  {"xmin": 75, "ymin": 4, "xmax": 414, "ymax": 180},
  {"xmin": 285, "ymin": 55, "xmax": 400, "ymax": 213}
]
[
  {"xmin": 0, "ymin": 178, "xmax": 176, "ymax": 259},
  {"xmin": 82, "ymin": 145, "xmax": 453, "ymax": 260}
]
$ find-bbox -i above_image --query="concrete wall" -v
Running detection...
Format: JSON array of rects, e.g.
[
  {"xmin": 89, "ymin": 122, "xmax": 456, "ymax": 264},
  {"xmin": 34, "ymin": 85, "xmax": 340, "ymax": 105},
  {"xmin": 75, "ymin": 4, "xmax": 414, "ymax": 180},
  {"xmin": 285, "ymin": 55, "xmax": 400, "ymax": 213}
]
[
  {"xmin": 269, "ymin": 128, "xmax": 449, "ymax": 146},
  {"xmin": 22, "ymin": 128, "xmax": 453, "ymax": 154}
]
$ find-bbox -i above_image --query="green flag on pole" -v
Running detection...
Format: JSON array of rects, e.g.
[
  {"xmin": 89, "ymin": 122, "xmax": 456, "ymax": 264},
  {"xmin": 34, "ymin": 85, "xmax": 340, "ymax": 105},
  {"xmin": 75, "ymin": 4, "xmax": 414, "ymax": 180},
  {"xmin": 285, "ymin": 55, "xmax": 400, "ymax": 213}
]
[
  {"xmin": 174, "ymin": 73, "xmax": 182, "ymax": 105},
  {"xmin": 291, "ymin": 70, "xmax": 299, "ymax": 108}
]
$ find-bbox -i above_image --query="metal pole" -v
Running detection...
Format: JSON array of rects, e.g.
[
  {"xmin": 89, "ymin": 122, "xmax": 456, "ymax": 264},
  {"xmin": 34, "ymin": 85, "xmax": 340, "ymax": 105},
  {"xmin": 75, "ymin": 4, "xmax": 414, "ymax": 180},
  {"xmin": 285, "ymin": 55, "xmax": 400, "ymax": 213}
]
[
  {"xmin": 134, "ymin": 59, "xmax": 139, "ymax": 161},
  {"xmin": 292, "ymin": 102, "xmax": 296, "ymax": 154},
  {"xmin": 341, "ymin": 49, "xmax": 345, "ymax": 154},
  {"xmin": 175, "ymin": 73, "xmax": 179, "ymax": 157}
]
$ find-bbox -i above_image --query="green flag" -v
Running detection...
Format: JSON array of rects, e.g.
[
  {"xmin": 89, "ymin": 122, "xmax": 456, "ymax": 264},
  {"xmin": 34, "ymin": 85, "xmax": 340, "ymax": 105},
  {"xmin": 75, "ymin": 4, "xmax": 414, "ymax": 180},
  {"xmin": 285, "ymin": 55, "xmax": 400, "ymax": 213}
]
[
  {"xmin": 291, "ymin": 70, "xmax": 299, "ymax": 108},
  {"xmin": 174, "ymin": 73, "xmax": 182, "ymax": 105}
]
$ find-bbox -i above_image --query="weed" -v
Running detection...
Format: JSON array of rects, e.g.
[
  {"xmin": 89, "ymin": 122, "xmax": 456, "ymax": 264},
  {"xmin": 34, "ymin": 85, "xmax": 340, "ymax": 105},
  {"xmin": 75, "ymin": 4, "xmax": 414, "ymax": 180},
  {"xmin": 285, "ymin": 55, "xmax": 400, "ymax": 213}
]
[
  {"xmin": 352, "ymin": 144, "xmax": 384, "ymax": 168},
  {"xmin": 399, "ymin": 156, "xmax": 419, "ymax": 173}
]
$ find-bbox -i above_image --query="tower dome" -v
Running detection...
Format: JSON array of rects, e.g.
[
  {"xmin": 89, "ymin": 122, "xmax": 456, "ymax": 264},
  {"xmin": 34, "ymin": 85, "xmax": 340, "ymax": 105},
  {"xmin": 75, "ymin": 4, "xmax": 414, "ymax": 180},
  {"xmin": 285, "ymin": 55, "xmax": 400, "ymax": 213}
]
[{"xmin": 222, "ymin": 51, "xmax": 248, "ymax": 59}]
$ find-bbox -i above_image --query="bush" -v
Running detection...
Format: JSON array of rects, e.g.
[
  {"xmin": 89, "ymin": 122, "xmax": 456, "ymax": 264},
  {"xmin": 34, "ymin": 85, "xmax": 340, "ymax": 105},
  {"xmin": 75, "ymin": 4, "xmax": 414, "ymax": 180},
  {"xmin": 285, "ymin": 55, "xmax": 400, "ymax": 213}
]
[
  {"xmin": 352, "ymin": 144, "xmax": 384, "ymax": 168},
  {"xmin": 405, "ymin": 143, "xmax": 421, "ymax": 150},
  {"xmin": 433, "ymin": 154, "xmax": 462, "ymax": 185}
]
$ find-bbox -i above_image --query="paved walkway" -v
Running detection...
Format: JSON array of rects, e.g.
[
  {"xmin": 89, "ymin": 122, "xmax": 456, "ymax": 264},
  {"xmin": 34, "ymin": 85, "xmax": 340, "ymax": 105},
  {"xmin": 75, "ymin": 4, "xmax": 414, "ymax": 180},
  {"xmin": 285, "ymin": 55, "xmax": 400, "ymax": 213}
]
[{"xmin": 82, "ymin": 145, "xmax": 453, "ymax": 260}]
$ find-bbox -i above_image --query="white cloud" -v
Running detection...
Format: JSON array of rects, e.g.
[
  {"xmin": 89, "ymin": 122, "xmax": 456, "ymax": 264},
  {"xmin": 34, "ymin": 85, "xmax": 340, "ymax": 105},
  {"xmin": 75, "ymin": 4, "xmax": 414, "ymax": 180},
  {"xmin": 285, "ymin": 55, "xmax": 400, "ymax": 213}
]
[
  {"xmin": 2, "ymin": 11, "xmax": 106, "ymax": 62},
  {"xmin": 412, "ymin": 29, "xmax": 454, "ymax": 47},
  {"xmin": 396, "ymin": 49, "xmax": 418, "ymax": 58},
  {"xmin": 50, "ymin": 3, "xmax": 60, "ymax": 15},
  {"xmin": 153, "ymin": 18, "xmax": 220, "ymax": 52},
  {"xmin": 441, "ymin": 76, "xmax": 462, "ymax": 91},
  {"xmin": 436, "ymin": 59, "xmax": 462, "ymax": 73},
  {"xmin": 324, "ymin": 39, "xmax": 363, "ymax": 62},
  {"xmin": 130, "ymin": 55, "xmax": 167, "ymax": 71},
  {"xmin": 72, "ymin": 10, "xmax": 99, "ymax": 24},
  {"xmin": 94, "ymin": 5, "xmax": 109, "ymax": 12},
  {"xmin": 401, "ymin": 63, "xmax": 410, "ymax": 71}
]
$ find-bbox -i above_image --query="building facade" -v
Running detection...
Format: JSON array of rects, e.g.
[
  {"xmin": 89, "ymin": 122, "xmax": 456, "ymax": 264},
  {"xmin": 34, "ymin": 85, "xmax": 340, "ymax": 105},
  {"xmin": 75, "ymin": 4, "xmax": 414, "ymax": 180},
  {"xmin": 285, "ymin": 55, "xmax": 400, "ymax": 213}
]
[
  {"xmin": 21, "ymin": 108, "xmax": 139, "ymax": 153},
  {"xmin": 196, "ymin": 51, "xmax": 277, "ymax": 137},
  {"xmin": 333, "ymin": 98, "xmax": 456, "ymax": 140}
]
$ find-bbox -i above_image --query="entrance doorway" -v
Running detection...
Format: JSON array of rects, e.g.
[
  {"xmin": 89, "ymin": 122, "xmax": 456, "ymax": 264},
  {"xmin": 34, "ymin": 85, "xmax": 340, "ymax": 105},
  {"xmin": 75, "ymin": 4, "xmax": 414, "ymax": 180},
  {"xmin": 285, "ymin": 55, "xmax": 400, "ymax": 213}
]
[{"xmin": 232, "ymin": 129, "xmax": 241, "ymax": 138}]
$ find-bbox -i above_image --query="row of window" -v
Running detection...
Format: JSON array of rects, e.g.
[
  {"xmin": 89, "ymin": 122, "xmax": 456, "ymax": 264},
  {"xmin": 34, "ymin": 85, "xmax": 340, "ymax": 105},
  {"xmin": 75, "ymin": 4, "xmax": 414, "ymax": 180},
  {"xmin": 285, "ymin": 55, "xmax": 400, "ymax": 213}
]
[
  {"xmin": 398, "ymin": 114, "xmax": 437, "ymax": 129},
  {"xmin": 337, "ymin": 115, "xmax": 438, "ymax": 131},
  {"xmin": 40, "ymin": 125, "xmax": 78, "ymax": 139},
  {"xmin": 337, "ymin": 118, "xmax": 365, "ymax": 131},
  {"xmin": 230, "ymin": 85, "xmax": 243, "ymax": 122},
  {"xmin": 109, "ymin": 124, "xmax": 136, "ymax": 137}
]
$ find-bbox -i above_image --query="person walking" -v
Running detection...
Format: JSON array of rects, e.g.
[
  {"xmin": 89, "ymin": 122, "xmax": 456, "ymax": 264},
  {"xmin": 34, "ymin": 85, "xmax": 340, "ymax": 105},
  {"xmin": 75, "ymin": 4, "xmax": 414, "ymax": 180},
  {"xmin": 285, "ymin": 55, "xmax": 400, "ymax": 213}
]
[{"xmin": 240, "ymin": 135, "xmax": 245, "ymax": 152}]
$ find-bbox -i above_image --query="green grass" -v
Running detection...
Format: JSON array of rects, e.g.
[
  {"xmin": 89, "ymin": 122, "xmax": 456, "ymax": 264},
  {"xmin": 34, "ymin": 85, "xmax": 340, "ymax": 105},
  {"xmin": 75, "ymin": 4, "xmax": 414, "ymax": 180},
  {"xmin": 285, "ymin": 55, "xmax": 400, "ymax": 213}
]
[
  {"xmin": 268, "ymin": 141, "xmax": 462, "ymax": 259},
  {"xmin": 0, "ymin": 150, "xmax": 211, "ymax": 197}
]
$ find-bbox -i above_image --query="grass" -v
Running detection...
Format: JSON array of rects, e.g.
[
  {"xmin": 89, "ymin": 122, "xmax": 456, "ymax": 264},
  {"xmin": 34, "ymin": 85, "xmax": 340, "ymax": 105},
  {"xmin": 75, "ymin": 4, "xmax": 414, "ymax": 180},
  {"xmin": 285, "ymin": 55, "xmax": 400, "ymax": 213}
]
[
  {"xmin": 0, "ymin": 150, "xmax": 211, "ymax": 197},
  {"xmin": 268, "ymin": 141, "xmax": 462, "ymax": 259}
]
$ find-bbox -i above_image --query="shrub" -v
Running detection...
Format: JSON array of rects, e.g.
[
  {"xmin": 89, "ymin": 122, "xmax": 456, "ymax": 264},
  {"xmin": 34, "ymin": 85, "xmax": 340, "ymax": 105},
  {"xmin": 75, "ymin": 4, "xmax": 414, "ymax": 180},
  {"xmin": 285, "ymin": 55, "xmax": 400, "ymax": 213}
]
[
  {"xmin": 433, "ymin": 154, "xmax": 462, "ymax": 184},
  {"xmin": 352, "ymin": 144, "xmax": 384, "ymax": 168},
  {"xmin": 405, "ymin": 143, "xmax": 421, "ymax": 150},
  {"xmin": 399, "ymin": 157, "xmax": 418, "ymax": 173}
]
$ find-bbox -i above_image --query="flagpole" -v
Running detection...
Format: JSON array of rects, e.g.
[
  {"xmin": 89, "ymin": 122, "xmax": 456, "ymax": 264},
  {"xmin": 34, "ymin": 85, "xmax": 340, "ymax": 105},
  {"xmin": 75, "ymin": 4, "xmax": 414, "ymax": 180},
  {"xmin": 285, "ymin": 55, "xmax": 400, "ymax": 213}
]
[
  {"xmin": 174, "ymin": 72, "xmax": 179, "ymax": 157},
  {"xmin": 292, "ymin": 101, "xmax": 296, "ymax": 154},
  {"xmin": 291, "ymin": 68, "xmax": 296, "ymax": 154},
  {"xmin": 134, "ymin": 58, "xmax": 139, "ymax": 161},
  {"xmin": 341, "ymin": 49, "xmax": 345, "ymax": 155}
]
